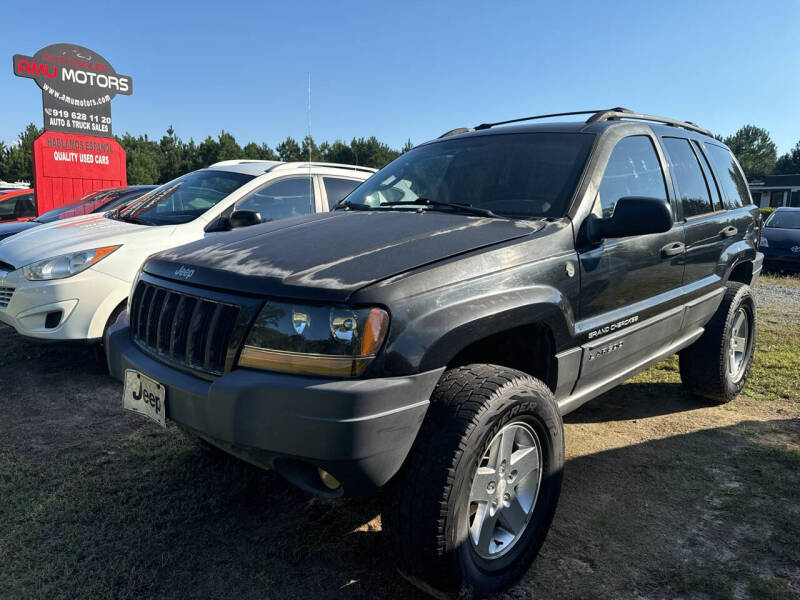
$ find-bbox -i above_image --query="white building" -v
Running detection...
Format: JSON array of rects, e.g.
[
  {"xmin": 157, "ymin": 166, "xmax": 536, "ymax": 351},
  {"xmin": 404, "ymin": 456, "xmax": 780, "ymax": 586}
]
[{"xmin": 749, "ymin": 175, "xmax": 800, "ymax": 208}]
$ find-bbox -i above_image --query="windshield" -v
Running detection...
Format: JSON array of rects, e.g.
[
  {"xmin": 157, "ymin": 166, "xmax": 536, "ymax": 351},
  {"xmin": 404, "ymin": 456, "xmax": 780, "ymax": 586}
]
[
  {"xmin": 339, "ymin": 132, "xmax": 595, "ymax": 218},
  {"xmin": 36, "ymin": 189, "xmax": 123, "ymax": 223},
  {"xmin": 765, "ymin": 211, "xmax": 800, "ymax": 230},
  {"xmin": 116, "ymin": 170, "xmax": 254, "ymax": 226}
]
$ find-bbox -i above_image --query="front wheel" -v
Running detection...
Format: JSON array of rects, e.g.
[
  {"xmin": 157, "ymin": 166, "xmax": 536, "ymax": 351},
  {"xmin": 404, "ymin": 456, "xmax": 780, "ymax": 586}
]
[
  {"xmin": 679, "ymin": 282, "xmax": 757, "ymax": 403},
  {"xmin": 383, "ymin": 365, "xmax": 564, "ymax": 599}
]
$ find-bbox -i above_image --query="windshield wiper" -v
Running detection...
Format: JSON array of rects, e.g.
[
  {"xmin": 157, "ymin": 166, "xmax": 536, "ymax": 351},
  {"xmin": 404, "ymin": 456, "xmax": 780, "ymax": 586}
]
[
  {"xmin": 381, "ymin": 198, "xmax": 497, "ymax": 218},
  {"xmin": 336, "ymin": 199, "xmax": 374, "ymax": 211},
  {"xmin": 119, "ymin": 215, "xmax": 151, "ymax": 226}
]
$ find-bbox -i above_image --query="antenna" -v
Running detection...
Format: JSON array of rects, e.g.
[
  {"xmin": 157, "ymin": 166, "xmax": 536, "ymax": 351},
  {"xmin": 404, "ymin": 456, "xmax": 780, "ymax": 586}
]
[{"xmin": 307, "ymin": 72, "xmax": 312, "ymax": 201}]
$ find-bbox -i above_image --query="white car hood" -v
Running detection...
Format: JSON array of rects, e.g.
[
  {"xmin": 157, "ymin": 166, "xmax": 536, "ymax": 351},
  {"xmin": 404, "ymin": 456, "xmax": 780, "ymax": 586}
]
[{"xmin": 0, "ymin": 214, "xmax": 159, "ymax": 269}]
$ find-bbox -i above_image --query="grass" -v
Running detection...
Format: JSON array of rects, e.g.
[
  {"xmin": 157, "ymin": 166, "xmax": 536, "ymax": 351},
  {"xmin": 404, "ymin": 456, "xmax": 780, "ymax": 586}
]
[
  {"xmin": 759, "ymin": 272, "xmax": 800, "ymax": 288},
  {"xmin": 556, "ymin": 275, "xmax": 800, "ymax": 599},
  {"xmin": 0, "ymin": 276, "xmax": 798, "ymax": 599}
]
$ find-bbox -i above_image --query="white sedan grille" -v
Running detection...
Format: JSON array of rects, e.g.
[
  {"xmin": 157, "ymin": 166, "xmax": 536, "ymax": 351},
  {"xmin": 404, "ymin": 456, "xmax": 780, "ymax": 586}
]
[{"xmin": 0, "ymin": 286, "xmax": 13, "ymax": 310}]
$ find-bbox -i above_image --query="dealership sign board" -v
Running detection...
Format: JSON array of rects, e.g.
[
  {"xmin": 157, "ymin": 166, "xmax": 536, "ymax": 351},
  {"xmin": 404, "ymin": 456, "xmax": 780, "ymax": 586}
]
[
  {"xmin": 13, "ymin": 43, "xmax": 132, "ymax": 137},
  {"xmin": 12, "ymin": 43, "xmax": 130, "ymax": 213},
  {"xmin": 32, "ymin": 132, "xmax": 127, "ymax": 214}
]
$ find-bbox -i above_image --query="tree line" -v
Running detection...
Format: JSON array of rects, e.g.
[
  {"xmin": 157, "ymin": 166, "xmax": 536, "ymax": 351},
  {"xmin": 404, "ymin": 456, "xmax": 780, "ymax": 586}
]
[
  {"xmin": 0, "ymin": 124, "xmax": 412, "ymax": 185},
  {"xmin": 1, "ymin": 122, "xmax": 799, "ymax": 185}
]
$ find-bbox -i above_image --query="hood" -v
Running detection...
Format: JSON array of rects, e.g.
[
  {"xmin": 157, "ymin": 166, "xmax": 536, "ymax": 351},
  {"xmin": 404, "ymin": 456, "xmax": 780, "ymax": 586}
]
[
  {"xmin": 0, "ymin": 213, "xmax": 147, "ymax": 269},
  {"xmin": 145, "ymin": 211, "xmax": 542, "ymax": 302},
  {"xmin": 763, "ymin": 226, "xmax": 800, "ymax": 248},
  {"xmin": 0, "ymin": 220, "xmax": 39, "ymax": 242}
]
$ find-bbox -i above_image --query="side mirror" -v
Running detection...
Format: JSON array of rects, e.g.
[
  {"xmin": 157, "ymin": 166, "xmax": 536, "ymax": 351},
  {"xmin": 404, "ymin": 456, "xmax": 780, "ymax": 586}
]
[
  {"xmin": 205, "ymin": 216, "xmax": 231, "ymax": 232},
  {"xmin": 229, "ymin": 209, "xmax": 263, "ymax": 229},
  {"xmin": 587, "ymin": 196, "xmax": 673, "ymax": 242}
]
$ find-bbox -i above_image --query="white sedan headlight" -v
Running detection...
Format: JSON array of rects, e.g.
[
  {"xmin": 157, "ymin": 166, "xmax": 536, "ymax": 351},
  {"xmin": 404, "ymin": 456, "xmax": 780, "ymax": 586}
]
[{"xmin": 25, "ymin": 246, "xmax": 121, "ymax": 281}]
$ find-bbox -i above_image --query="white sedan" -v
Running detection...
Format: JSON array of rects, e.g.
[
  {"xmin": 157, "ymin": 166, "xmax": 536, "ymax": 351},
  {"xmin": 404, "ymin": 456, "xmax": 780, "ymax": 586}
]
[{"xmin": 0, "ymin": 160, "xmax": 373, "ymax": 344}]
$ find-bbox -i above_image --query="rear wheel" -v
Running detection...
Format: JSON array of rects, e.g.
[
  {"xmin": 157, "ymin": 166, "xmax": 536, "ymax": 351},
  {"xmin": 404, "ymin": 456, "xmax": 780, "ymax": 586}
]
[
  {"xmin": 383, "ymin": 364, "xmax": 564, "ymax": 599},
  {"xmin": 679, "ymin": 282, "xmax": 756, "ymax": 403}
]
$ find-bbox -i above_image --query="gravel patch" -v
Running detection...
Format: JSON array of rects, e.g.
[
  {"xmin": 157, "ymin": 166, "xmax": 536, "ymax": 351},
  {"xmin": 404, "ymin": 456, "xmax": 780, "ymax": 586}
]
[{"xmin": 754, "ymin": 280, "xmax": 800, "ymax": 326}]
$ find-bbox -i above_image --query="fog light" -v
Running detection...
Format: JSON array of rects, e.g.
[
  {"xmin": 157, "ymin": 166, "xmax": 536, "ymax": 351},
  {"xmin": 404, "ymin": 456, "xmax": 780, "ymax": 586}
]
[
  {"xmin": 45, "ymin": 310, "xmax": 62, "ymax": 329},
  {"xmin": 318, "ymin": 468, "xmax": 341, "ymax": 490}
]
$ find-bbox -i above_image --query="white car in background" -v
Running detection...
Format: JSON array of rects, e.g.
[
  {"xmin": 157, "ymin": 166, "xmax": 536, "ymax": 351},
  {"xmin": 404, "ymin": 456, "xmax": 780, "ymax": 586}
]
[{"xmin": 0, "ymin": 160, "xmax": 373, "ymax": 345}]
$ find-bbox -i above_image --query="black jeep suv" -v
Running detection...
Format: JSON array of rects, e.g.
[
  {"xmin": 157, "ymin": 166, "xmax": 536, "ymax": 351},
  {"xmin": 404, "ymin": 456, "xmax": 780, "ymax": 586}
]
[{"xmin": 108, "ymin": 108, "xmax": 763, "ymax": 599}]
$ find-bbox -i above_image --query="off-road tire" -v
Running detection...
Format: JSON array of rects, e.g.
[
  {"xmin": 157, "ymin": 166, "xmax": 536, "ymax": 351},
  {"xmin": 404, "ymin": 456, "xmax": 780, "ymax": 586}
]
[
  {"xmin": 679, "ymin": 282, "xmax": 757, "ymax": 403},
  {"xmin": 383, "ymin": 364, "xmax": 564, "ymax": 599}
]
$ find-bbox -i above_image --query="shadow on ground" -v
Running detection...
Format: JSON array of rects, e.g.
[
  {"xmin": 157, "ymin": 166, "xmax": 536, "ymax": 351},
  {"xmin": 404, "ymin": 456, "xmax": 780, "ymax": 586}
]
[
  {"xmin": 1, "ymin": 326, "xmax": 798, "ymax": 599},
  {"xmin": 564, "ymin": 381, "xmax": 718, "ymax": 423}
]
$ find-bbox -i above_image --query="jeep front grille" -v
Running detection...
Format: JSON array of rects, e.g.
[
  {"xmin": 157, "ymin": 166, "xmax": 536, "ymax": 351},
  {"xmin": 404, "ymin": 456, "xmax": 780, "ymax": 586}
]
[
  {"xmin": 129, "ymin": 280, "xmax": 241, "ymax": 376},
  {"xmin": 0, "ymin": 286, "xmax": 13, "ymax": 309}
]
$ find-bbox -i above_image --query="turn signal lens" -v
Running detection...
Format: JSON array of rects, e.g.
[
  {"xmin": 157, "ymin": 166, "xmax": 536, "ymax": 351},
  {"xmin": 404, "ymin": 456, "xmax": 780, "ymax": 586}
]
[{"xmin": 360, "ymin": 308, "xmax": 390, "ymax": 356}]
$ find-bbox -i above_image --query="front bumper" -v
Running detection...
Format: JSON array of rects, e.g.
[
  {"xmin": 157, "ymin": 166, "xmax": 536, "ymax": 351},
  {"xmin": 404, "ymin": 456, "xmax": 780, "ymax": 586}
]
[
  {"xmin": 0, "ymin": 266, "xmax": 129, "ymax": 341},
  {"xmin": 108, "ymin": 321, "xmax": 443, "ymax": 496},
  {"xmin": 751, "ymin": 251, "xmax": 765, "ymax": 283}
]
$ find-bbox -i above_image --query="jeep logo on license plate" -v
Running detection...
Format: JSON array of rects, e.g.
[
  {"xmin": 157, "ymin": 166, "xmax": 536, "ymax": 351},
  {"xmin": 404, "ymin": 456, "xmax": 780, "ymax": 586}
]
[{"xmin": 123, "ymin": 370, "xmax": 166, "ymax": 428}]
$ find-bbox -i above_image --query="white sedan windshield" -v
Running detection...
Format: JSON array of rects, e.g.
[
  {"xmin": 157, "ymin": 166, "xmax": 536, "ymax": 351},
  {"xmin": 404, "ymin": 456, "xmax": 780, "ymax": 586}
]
[{"xmin": 116, "ymin": 170, "xmax": 254, "ymax": 226}]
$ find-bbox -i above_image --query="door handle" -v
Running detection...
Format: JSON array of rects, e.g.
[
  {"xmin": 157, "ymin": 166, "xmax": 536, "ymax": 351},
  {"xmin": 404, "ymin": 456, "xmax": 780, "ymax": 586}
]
[
  {"xmin": 660, "ymin": 241, "xmax": 685, "ymax": 258},
  {"xmin": 720, "ymin": 225, "xmax": 738, "ymax": 238}
]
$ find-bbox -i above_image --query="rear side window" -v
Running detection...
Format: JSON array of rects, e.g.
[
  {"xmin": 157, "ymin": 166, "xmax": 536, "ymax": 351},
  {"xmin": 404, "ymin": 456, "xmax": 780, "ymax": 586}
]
[
  {"xmin": 323, "ymin": 177, "xmax": 362, "ymax": 209},
  {"xmin": 236, "ymin": 177, "xmax": 315, "ymax": 221},
  {"xmin": 595, "ymin": 136, "xmax": 667, "ymax": 217},
  {"xmin": 691, "ymin": 140, "xmax": 723, "ymax": 210},
  {"xmin": 703, "ymin": 144, "xmax": 752, "ymax": 209},
  {"xmin": 662, "ymin": 138, "xmax": 714, "ymax": 218}
]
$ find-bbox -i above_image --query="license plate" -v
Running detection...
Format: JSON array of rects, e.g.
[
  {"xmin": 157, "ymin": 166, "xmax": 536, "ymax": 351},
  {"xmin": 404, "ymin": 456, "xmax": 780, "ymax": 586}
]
[{"xmin": 123, "ymin": 369, "xmax": 167, "ymax": 428}]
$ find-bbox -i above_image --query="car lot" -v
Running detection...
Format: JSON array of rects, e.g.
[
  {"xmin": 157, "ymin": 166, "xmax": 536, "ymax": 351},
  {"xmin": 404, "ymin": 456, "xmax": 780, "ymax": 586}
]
[{"xmin": 1, "ymin": 274, "xmax": 798, "ymax": 600}]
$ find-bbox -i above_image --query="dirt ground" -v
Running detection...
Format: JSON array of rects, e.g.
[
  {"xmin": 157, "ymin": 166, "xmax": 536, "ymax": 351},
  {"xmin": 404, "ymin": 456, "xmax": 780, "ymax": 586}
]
[{"xmin": 1, "ymin": 275, "xmax": 798, "ymax": 600}]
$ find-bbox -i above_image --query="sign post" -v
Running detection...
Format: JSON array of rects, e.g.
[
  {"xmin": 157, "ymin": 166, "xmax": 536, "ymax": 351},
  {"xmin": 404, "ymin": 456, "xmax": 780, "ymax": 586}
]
[{"xmin": 12, "ymin": 43, "xmax": 132, "ymax": 213}]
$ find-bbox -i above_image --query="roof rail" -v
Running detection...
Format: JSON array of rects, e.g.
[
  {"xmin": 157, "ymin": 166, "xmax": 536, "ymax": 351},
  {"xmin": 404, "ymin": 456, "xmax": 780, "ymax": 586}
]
[
  {"xmin": 473, "ymin": 109, "xmax": 616, "ymax": 131},
  {"xmin": 438, "ymin": 127, "xmax": 474, "ymax": 139},
  {"xmin": 269, "ymin": 162, "xmax": 377, "ymax": 174},
  {"xmin": 209, "ymin": 159, "xmax": 282, "ymax": 167},
  {"xmin": 585, "ymin": 109, "xmax": 713, "ymax": 137},
  {"xmin": 466, "ymin": 107, "xmax": 713, "ymax": 138}
]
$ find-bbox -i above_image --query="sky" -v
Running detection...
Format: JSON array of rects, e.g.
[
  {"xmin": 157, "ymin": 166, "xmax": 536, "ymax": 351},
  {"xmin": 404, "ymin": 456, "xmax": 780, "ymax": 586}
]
[{"xmin": 2, "ymin": 0, "xmax": 799, "ymax": 154}]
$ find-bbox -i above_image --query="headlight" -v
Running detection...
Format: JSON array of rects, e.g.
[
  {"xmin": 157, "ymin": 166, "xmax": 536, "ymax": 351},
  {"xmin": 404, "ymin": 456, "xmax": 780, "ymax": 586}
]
[
  {"xmin": 760, "ymin": 236, "xmax": 768, "ymax": 247},
  {"xmin": 25, "ymin": 246, "xmax": 121, "ymax": 281},
  {"xmin": 238, "ymin": 301, "xmax": 390, "ymax": 377}
]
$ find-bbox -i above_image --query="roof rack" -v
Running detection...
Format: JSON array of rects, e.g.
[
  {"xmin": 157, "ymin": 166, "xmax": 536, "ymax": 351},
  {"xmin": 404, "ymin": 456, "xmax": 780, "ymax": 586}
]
[
  {"xmin": 438, "ymin": 127, "xmax": 474, "ymax": 139},
  {"xmin": 210, "ymin": 159, "xmax": 282, "ymax": 167},
  {"xmin": 456, "ymin": 107, "xmax": 712, "ymax": 137},
  {"xmin": 473, "ymin": 109, "xmax": 615, "ymax": 131},
  {"xmin": 210, "ymin": 160, "xmax": 376, "ymax": 174},
  {"xmin": 269, "ymin": 162, "xmax": 377, "ymax": 174},
  {"xmin": 585, "ymin": 108, "xmax": 713, "ymax": 137}
]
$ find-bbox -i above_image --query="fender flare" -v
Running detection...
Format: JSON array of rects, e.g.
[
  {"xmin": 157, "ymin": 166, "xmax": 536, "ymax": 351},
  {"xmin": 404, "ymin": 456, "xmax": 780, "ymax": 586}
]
[{"xmin": 380, "ymin": 285, "xmax": 575, "ymax": 374}]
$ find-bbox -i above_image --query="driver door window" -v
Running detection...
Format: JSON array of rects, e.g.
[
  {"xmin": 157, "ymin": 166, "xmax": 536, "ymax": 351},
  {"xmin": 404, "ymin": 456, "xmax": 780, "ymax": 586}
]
[
  {"xmin": 236, "ymin": 177, "xmax": 315, "ymax": 221},
  {"xmin": 0, "ymin": 193, "xmax": 36, "ymax": 219},
  {"xmin": 593, "ymin": 136, "xmax": 668, "ymax": 218},
  {"xmin": 16, "ymin": 194, "xmax": 36, "ymax": 218}
]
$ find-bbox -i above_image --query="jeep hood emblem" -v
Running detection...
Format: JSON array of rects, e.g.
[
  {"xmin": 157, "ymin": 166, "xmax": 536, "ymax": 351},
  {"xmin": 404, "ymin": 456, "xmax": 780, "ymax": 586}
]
[{"xmin": 174, "ymin": 265, "xmax": 195, "ymax": 280}]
